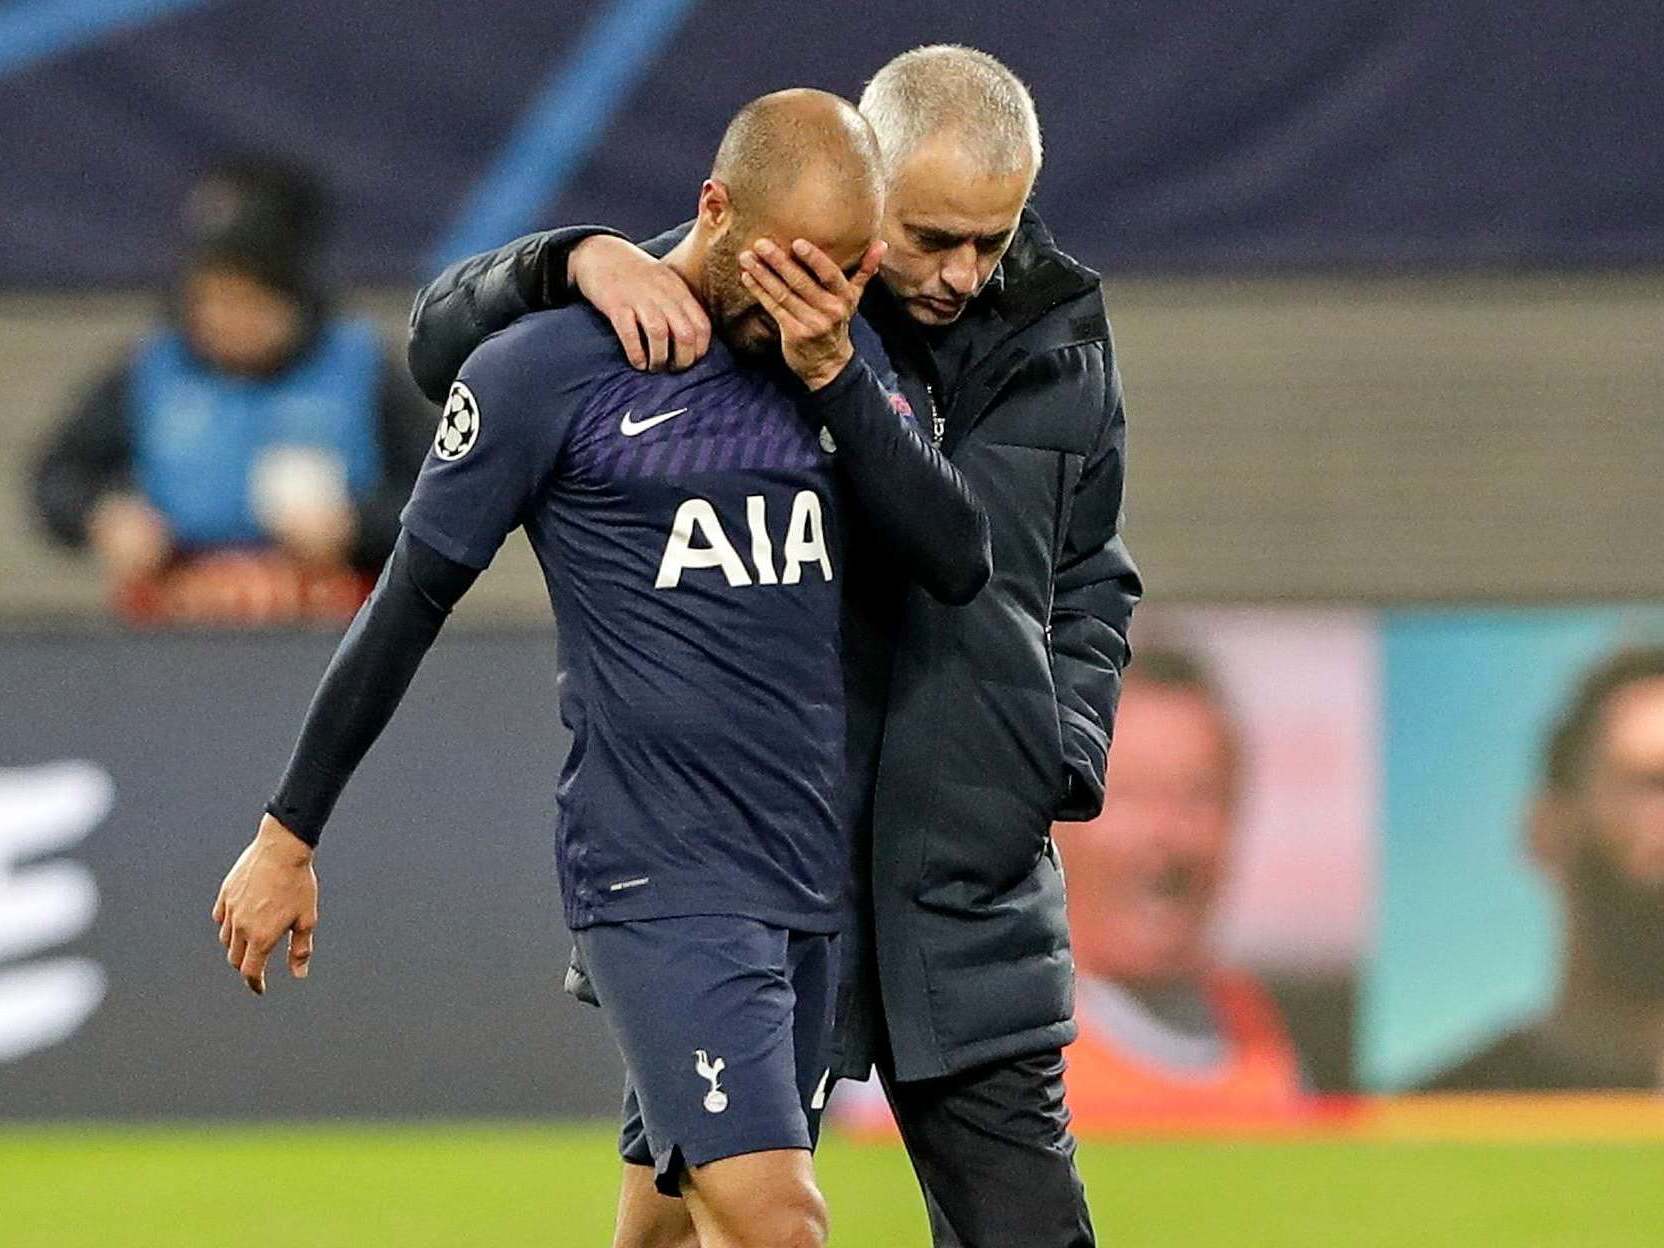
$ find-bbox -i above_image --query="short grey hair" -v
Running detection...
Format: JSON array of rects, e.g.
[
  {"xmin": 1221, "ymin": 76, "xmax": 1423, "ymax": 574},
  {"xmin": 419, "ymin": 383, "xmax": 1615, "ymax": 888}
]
[{"xmin": 857, "ymin": 45, "xmax": 1043, "ymax": 182}]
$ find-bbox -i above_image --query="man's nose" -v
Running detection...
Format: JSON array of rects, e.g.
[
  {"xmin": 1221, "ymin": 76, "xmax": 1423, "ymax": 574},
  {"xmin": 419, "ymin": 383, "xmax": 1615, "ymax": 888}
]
[{"xmin": 941, "ymin": 245, "xmax": 979, "ymax": 297}]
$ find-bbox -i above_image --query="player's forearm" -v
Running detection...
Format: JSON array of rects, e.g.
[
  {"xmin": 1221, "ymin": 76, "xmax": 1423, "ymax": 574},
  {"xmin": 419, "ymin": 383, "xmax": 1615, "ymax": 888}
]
[
  {"xmin": 266, "ymin": 530, "xmax": 478, "ymax": 845},
  {"xmin": 803, "ymin": 358, "xmax": 992, "ymax": 606}
]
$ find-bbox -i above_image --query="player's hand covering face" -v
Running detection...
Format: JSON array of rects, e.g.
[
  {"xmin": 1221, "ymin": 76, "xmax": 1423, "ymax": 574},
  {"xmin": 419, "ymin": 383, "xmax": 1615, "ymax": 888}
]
[
  {"xmin": 212, "ymin": 813, "xmax": 319, "ymax": 995},
  {"xmin": 739, "ymin": 237, "xmax": 886, "ymax": 390},
  {"xmin": 698, "ymin": 143, "xmax": 883, "ymax": 371}
]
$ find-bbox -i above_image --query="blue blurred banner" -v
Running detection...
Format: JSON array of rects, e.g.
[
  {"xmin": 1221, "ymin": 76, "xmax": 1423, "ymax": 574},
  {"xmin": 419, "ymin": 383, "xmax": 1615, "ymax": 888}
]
[
  {"xmin": 0, "ymin": 0, "xmax": 214, "ymax": 77},
  {"xmin": 1364, "ymin": 606, "xmax": 1664, "ymax": 1091},
  {"xmin": 2, "ymin": 0, "xmax": 1662, "ymax": 286}
]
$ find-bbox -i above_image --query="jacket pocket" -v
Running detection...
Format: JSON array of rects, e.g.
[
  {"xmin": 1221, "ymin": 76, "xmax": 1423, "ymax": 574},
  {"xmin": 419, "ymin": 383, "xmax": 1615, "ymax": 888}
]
[{"xmin": 914, "ymin": 682, "xmax": 1064, "ymax": 911}]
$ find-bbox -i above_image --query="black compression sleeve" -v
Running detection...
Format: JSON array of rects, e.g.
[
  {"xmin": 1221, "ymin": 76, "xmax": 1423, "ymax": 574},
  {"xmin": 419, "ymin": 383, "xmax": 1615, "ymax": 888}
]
[
  {"xmin": 266, "ymin": 530, "xmax": 480, "ymax": 846},
  {"xmin": 801, "ymin": 357, "xmax": 992, "ymax": 606}
]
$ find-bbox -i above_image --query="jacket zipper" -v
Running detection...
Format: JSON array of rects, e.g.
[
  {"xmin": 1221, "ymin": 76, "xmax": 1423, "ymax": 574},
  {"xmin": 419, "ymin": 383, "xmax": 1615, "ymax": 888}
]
[
  {"xmin": 1043, "ymin": 455, "xmax": 1065, "ymax": 662},
  {"xmin": 927, "ymin": 386, "xmax": 945, "ymax": 448}
]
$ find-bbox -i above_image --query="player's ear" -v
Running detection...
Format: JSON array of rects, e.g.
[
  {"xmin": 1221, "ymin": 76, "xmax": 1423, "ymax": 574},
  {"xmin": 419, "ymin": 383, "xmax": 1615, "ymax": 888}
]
[{"xmin": 698, "ymin": 178, "xmax": 733, "ymax": 233}]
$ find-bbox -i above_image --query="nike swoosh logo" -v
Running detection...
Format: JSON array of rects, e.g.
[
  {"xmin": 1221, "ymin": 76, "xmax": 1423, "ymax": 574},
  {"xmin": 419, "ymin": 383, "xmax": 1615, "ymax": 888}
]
[{"xmin": 619, "ymin": 407, "xmax": 689, "ymax": 437}]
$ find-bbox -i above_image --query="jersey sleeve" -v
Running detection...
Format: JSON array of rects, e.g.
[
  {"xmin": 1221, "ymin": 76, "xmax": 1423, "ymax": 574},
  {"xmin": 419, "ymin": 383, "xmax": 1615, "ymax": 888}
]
[
  {"xmin": 803, "ymin": 350, "xmax": 992, "ymax": 607},
  {"xmin": 399, "ymin": 315, "xmax": 591, "ymax": 569}
]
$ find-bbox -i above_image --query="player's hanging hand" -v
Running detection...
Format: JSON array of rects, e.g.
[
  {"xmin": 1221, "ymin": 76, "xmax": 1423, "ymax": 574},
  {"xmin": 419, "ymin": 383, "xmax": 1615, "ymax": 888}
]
[
  {"xmin": 739, "ymin": 237, "xmax": 886, "ymax": 391},
  {"xmin": 568, "ymin": 235, "xmax": 711, "ymax": 372},
  {"xmin": 211, "ymin": 813, "xmax": 319, "ymax": 996}
]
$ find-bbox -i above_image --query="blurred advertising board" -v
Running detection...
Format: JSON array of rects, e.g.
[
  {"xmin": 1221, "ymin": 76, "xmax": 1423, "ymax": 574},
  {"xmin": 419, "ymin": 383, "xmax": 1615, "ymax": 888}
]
[
  {"xmin": 5, "ymin": 607, "xmax": 1664, "ymax": 1121},
  {"xmin": 0, "ymin": 631, "xmax": 623, "ymax": 1118}
]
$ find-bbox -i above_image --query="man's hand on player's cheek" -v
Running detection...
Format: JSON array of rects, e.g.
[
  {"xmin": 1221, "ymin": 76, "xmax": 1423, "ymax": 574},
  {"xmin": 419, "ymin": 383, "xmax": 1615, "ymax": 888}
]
[{"xmin": 568, "ymin": 236, "xmax": 710, "ymax": 373}]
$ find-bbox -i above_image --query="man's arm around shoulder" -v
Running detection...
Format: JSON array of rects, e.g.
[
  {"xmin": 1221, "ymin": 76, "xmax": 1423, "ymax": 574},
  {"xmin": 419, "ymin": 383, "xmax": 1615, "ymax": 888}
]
[
  {"xmin": 407, "ymin": 227, "xmax": 624, "ymax": 402},
  {"xmin": 408, "ymin": 223, "xmax": 706, "ymax": 400}
]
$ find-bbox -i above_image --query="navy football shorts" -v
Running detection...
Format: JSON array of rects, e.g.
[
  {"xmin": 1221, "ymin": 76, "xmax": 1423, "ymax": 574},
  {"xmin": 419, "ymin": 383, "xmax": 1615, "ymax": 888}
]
[{"xmin": 573, "ymin": 914, "xmax": 838, "ymax": 1198}]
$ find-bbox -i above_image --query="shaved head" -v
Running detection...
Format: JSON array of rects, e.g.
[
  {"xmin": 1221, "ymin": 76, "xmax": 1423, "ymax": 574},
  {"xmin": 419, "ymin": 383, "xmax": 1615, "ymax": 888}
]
[
  {"xmin": 675, "ymin": 88, "xmax": 884, "ymax": 357},
  {"xmin": 711, "ymin": 88, "xmax": 884, "ymax": 219}
]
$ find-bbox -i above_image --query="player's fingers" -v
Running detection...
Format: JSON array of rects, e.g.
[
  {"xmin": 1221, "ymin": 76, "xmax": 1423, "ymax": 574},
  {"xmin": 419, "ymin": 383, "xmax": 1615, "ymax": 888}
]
[
  {"xmin": 790, "ymin": 238, "xmax": 852, "ymax": 297},
  {"xmin": 211, "ymin": 891, "xmax": 226, "ymax": 925},
  {"xmin": 751, "ymin": 239, "xmax": 820, "ymax": 295},
  {"xmin": 739, "ymin": 253, "xmax": 813, "ymax": 324},
  {"xmin": 607, "ymin": 308, "xmax": 648, "ymax": 371},
  {"xmin": 239, "ymin": 941, "xmax": 270, "ymax": 996},
  {"xmin": 639, "ymin": 309, "xmax": 671, "ymax": 372},
  {"xmin": 227, "ymin": 928, "xmax": 248, "ymax": 971},
  {"xmin": 751, "ymin": 242, "xmax": 841, "ymax": 315},
  {"xmin": 740, "ymin": 270, "xmax": 811, "ymax": 340},
  {"xmin": 219, "ymin": 911, "xmax": 234, "ymax": 948},
  {"xmin": 288, "ymin": 924, "xmax": 314, "ymax": 981},
  {"xmin": 846, "ymin": 241, "xmax": 888, "ymax": 300}
]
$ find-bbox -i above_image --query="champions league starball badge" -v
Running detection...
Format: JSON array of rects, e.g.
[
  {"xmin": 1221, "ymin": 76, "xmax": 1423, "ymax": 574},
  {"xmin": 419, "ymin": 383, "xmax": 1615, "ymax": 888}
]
[{"xmin": 434, "ymin": 382, "xmax": 480, "ymax": 460}]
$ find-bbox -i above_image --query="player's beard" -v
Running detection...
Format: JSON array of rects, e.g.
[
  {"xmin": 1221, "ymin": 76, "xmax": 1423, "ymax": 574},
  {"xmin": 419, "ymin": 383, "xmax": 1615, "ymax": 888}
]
[
  {"xmin": 1570, "ymin": 834, "xmax": 1664, "ymax": 1001},
  {"xmin": 705, "ymin": 230, "xmax": 778, "ymax": 360}
]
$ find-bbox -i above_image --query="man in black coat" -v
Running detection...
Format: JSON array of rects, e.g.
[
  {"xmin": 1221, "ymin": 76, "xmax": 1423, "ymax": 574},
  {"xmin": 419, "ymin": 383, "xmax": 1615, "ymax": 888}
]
[{"xmin": 407, "ymin": 46, "xmax": 1140, "ymax": 1248}]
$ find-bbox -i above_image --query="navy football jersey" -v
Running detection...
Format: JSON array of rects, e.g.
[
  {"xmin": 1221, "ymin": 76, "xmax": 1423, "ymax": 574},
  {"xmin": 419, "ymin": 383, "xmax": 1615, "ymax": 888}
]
[{"xmin": 402, "ymin": 308, "xmax": 847, "ymax": 931}]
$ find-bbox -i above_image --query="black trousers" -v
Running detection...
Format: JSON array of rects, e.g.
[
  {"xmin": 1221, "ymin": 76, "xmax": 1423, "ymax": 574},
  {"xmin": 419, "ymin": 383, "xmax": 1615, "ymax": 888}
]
[{"xmin": 875, "ymin": 1047, "xmax": 1096, "ymax": 1248}]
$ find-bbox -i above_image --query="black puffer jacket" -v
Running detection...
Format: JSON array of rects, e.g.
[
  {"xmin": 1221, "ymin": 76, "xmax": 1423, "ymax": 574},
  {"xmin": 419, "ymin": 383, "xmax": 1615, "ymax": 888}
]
[
  {"xmin": 406, "ymin": 208, "xmax": 1140, "ymax": 1081},
  {"xmin": 846, "ymin": 211, "xmax": 1140, "ymax": 1078}
]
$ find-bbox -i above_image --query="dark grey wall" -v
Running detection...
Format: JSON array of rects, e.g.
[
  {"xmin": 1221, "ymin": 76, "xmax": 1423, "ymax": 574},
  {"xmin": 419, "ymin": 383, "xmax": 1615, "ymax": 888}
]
[
  {"xmin": 0, "ymin": 631, "xmax": 627, "ymax": 1119},
  {"xmin": 5, "ymin": 2, "xmax": 1662, "ymax": 286}
]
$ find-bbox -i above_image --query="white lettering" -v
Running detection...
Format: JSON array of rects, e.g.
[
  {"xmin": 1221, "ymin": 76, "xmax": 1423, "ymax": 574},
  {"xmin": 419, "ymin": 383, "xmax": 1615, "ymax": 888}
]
[
  {"xmin": 655, "ymin": 499, "xmax": 753, "ymax": 589},
  {"xmin": 655, "ymin": 492, "xmax": 833, "ymax": 589},
  {"xmin": 747, "ymin": 495, "xmax": 779, "ymax": 586},
  {"xmin": 781, "ymin": 491, "xmax": 834, "ymax": 585},
  {"xmin": 0, "ymin": 762, "xmax": 111, "ymax": 1064}
]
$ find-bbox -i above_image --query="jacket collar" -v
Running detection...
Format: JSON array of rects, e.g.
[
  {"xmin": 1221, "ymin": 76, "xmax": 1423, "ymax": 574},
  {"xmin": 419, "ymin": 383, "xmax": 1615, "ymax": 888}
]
[
  {"xmin": 986, "ymin": 206, "xmax": 1103, "ymax": 335},
  {"xmin": 863, "ymin": 208, "xmax": 1109, "ymax": 450},
  {"xmin": 865, "ymin": 207, "xmax": 1106, "ymax": 367}
]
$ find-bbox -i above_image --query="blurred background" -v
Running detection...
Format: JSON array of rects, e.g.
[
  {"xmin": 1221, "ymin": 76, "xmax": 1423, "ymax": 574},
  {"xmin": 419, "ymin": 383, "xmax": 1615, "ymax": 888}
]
[{"xmin": 2, "ymin": 1, "xmax": 1662, "ymax": 1244}]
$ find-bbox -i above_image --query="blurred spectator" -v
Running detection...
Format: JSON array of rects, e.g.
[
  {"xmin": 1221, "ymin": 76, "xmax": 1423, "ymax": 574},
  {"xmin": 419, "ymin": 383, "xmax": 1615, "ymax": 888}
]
[
  {"xmin": 31, "ymin": 159, "xmax": 432, "ymax": 625},
  {"xmin": 1422, "ymin": 647, "xmax": 1664, "ymax": 1091},
  {"xmin": 1050, "ymin": 648, "xmax": 1307, "ymax": 1126}
]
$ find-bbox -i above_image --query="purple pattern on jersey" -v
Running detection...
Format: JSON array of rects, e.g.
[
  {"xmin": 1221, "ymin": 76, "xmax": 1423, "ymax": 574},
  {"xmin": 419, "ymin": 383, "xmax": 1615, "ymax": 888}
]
[{"xmin": 573, "ymin": 364, "xmax": 826, "ymax": 483}]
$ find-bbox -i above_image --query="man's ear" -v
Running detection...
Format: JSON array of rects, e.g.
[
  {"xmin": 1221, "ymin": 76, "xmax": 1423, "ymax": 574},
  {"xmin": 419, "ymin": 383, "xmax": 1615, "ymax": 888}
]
[
  {"xmin": 1529, "ymin": 791, "xmax": 1575, "ymax": 880},
  {"xmin": 698, "ymin": 179, "xmax": 733, "ymax": 233}
]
